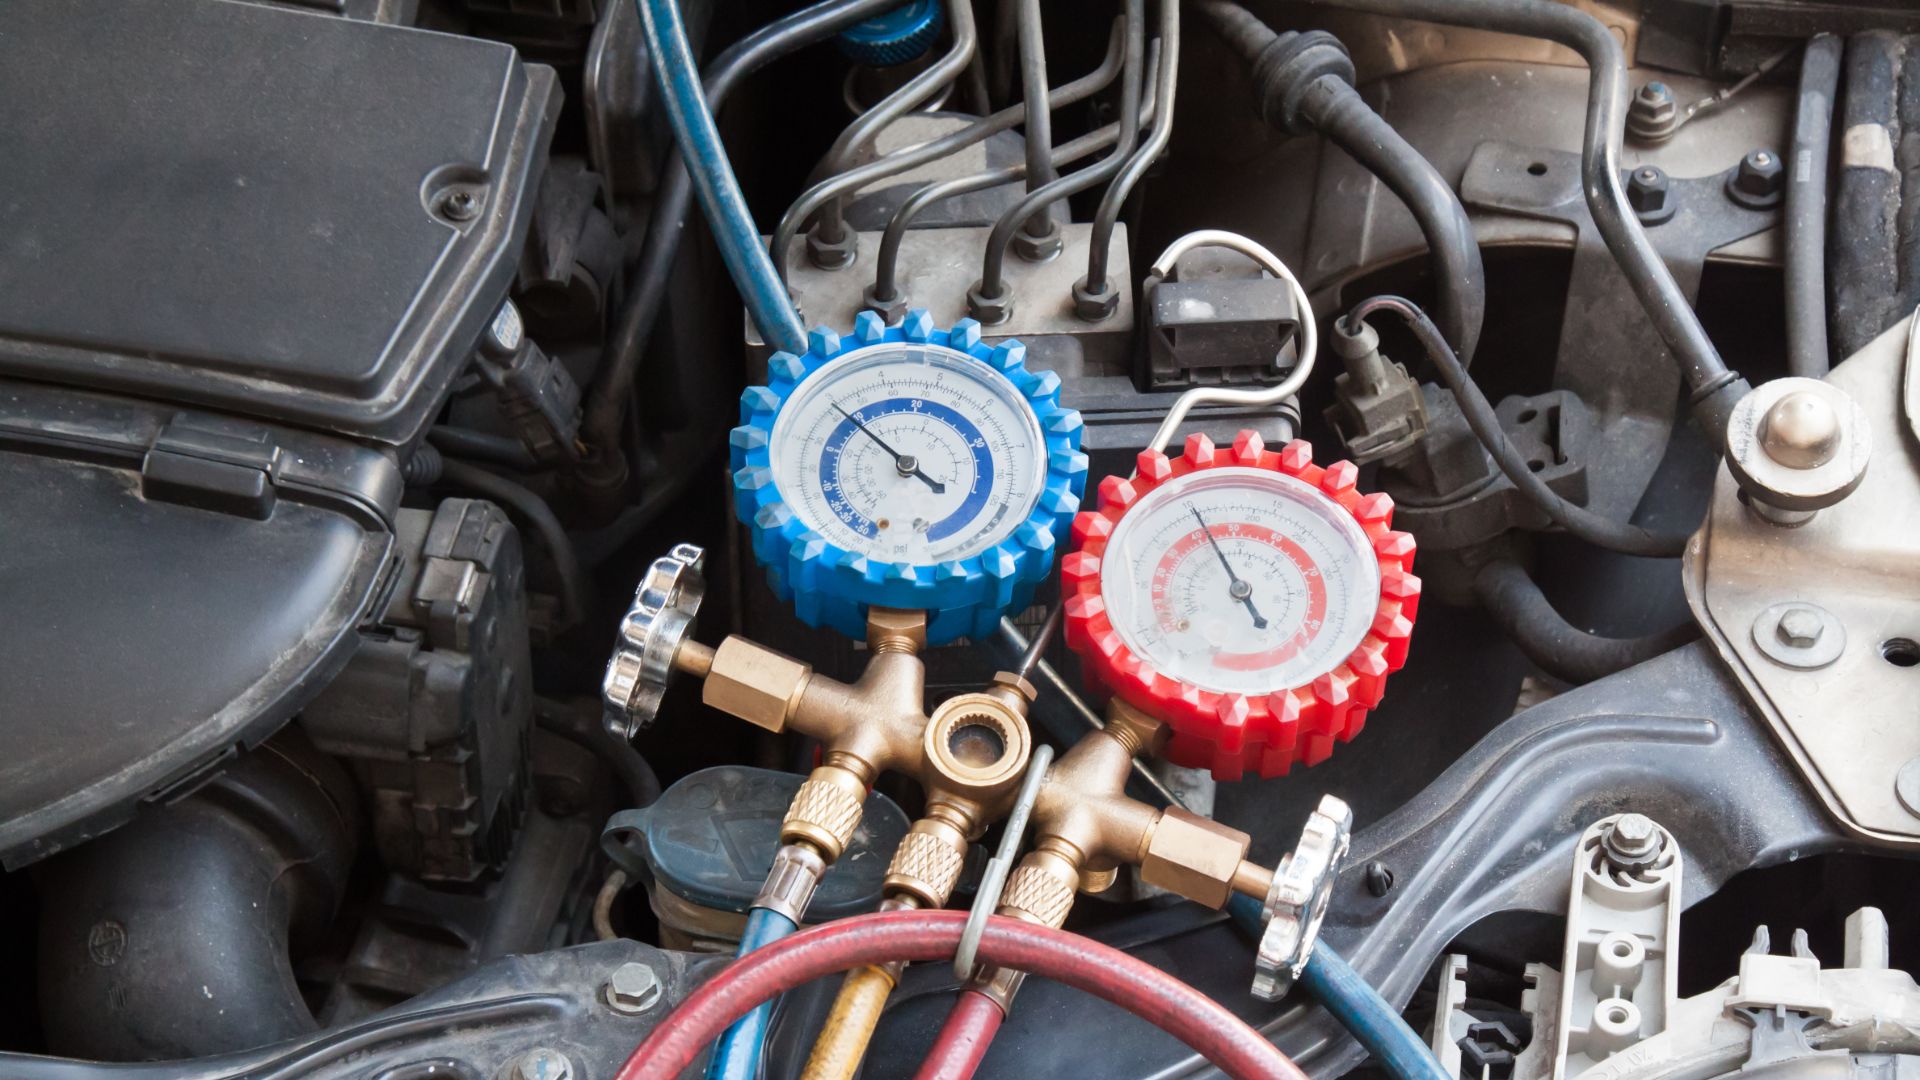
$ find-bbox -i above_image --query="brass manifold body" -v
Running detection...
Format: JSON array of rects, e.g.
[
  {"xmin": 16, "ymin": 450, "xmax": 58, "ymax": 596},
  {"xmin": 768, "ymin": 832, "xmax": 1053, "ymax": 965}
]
[
  {"xmin": 671, "ymin": 607, "xmax": 1039, "ymax": 913},
  {"xmin": 973, "ymin": 699, "xmax": 1282, "ymax": 1007}
]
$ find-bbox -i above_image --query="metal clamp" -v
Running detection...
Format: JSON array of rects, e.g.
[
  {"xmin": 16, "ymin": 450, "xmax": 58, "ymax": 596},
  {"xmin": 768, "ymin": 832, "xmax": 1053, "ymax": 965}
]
[
  {"xmin": 1252, "ymin": 794, "xmax": 1353, "ymax": 1001},
  {"xmin": 953, "ymin": 742, "xmax": 1053, "ymax": 981},
  {"xmin": 602, "ymin": 543, "xmax": 706, "ymax": 738}
]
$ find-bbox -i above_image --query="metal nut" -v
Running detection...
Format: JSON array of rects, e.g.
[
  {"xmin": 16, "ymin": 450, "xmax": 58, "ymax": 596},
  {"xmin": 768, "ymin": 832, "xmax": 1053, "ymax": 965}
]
[
  {"xmin": 604, "ymin": 962, "xmax": 661, "ymax": 1015},
  {"xmin": 1601, "ymin": 813, "xmax": 1665, "ymax": 871},
  {"xmin": 1072, "ymin": 277, "xmax": 1121, "ymax": 322},
  {"xmin": 1761, "ymin": 390, "xmax": 1841, "ymax": 469},
  {"xmin": 1727, "ymin": 148, "xmax": 1785, "ymax": 208},
  {"xmin": 1139, "ymin": 806, "xmax": 1253, "ymax": 910},
  {"xmin": 1625, "ymin": 166, "xmax": 1674, "ymax": 225},
  {"xmin": 966, "ymin": 281, "xmax": 1014, "ymax": 325},
  {"xmin": 1626, "ymin": 81, "xmax": 1679, "ymax": 143},
  {"xmin": 511, "ymin": 1047, "xmax": 574, "ymax": 1080},
  {"xmin": 862, "ymin": 283, "xmax": 910, "ymax": 325},
  {"xmin": 806, "ymin": 226, "xmax": 858, "ymax": 271},
  {"xmin": 1011, "ymin": 222, "xmax": 1063, "ymax": 263},
  {"xmin": 702, "ymin": 637, "xmax": 810, "ymax": 732}
]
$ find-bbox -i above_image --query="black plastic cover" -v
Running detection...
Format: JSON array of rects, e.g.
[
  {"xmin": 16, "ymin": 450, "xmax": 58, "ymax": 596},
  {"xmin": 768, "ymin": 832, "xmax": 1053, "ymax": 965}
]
[
  {"xmin": 0, "ymin": 380, "xmax": 401, "ymax": 867},
  {"xmin": 0, "ymin": 0, "xmax": 559, "ymax": 445}
]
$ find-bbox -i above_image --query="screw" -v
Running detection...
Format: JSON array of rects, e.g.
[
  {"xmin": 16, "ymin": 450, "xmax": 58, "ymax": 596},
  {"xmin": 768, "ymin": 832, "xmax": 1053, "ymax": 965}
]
[
  {"xmin": 1625, "ymin": 166, "xmax": 1672, "ymax": 224},
  {"xmin": 1364, "ymin": 861, "xmax": 1394, "ymax": 897},
  {"xmin": 511, "ymin": 1048, "xmax": 573, "ymax": 1080},
  {"xmin": 1761, "ymin": 390, "xmax": 1840, "ymax": 469},
  {"xmin": 1602, "ymin": 813, "xmax": 1663, "ymax": 868},
  {"xmin": 605, "ymin": 961, "xmax": 662, "ymax": 1015},
  {"xmin": 442, "ymin": 188, "xmax": 480, "ymax": 222},
  {"xmin": 1775, "ymin": 607, "xmax": 1825, "ymax": 648},
  {"xmin": 1727, "ymin": 148, "xmax": 1785, "ymax": 207}
]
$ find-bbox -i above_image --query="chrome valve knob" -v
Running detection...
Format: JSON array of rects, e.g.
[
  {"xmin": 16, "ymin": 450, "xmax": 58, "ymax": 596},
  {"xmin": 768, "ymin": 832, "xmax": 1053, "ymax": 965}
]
[
  {"xmin": 1252, "ymin": 794, "xmax": 1353, "ymax": 1001},
  {"xmin": 602, "ymin": 543, "xmax": 706, "ymax": 738}
]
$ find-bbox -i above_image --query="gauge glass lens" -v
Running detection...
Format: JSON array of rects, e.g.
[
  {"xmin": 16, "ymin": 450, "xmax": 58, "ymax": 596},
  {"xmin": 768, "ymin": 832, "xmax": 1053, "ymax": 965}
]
[
  {"xmin": 769, "ymin": 343, "xmax": 1046, "ymax": 563},
  {"xmin": 1100, "ymin": 467, "xmax": 1380, "ymax": 694}
]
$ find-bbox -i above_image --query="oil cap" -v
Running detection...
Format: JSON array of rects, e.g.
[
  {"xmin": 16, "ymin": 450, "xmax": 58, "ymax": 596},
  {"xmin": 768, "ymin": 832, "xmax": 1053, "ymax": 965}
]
[{"xmin": 600, "ymin": 766, "xmax": 910, "ymax": 921}]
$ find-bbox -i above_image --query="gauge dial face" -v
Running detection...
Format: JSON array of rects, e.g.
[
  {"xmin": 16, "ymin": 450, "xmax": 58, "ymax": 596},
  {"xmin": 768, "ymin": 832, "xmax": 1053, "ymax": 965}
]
[
  {"xmin": 768, "ymin": 342, "xmax": 1047, "ymax": 564},
  {"xmin": 1100, "ymin": 467, "xmax": 1381, "ymax": 695}
]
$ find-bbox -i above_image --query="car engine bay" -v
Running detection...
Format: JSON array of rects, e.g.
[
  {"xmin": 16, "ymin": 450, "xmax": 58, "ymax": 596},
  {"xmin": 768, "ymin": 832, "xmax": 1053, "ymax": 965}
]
[{"xmin": 4, "ymin": 0, "xmax": 1920, "ymax": 1077}]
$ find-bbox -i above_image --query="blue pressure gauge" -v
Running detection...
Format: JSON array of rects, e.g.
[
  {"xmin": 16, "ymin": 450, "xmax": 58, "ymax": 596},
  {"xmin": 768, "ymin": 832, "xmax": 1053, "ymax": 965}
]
[{"xmin": 731, "ymin": 310, "xmax": 1086, "ymax": 643}]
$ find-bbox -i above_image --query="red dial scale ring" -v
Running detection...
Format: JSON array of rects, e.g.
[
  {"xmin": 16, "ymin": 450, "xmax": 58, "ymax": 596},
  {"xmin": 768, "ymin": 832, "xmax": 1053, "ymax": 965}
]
[{"xmin": 1062, "ymin": 431, "xmax": 1421, "ymax": 779}]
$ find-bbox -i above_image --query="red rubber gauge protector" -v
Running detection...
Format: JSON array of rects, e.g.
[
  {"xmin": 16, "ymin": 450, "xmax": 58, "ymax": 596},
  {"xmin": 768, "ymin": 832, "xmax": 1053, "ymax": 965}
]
[{"xmin": 1063, "ymin": 431, "xmax": 1420, "ymax": 778}]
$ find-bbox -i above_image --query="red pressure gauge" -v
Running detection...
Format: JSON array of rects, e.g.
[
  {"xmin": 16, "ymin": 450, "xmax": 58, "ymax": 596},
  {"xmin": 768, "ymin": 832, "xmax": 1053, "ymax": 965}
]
[{"xmin": 1062, "ymin": 431, "xmax": 1419, "ymax": 778}]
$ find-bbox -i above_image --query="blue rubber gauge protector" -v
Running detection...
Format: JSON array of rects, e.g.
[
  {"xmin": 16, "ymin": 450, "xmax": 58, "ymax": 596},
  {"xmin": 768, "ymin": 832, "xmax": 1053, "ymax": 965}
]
[{"xmin": 731, "ymin": 309, "xmax": 1087, "ymax": 644}]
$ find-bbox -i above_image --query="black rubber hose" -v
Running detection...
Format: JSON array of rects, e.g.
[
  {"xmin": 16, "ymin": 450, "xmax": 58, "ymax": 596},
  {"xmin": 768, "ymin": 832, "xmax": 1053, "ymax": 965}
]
[
  {"xmin": 1346, "ymin": 295, "xmax": 1694, "ymax": 557},
  {"xmin": 1787, "ymin": 34, "xmax": 1842, "ymax": 379},
  {"xmin": 428, "ymin": 425, "xmax": 538, "ymax": 470},
  {"xmin": 1293, "ymin": 0, "xmax": 1747, "ymax": 438},
  {"xmin": 1197, "ymin": 1, "xmax": 1485, "ymax": 361},
  {"xmin": 1474, "ymin": 558, "xmax": 1699, "ymax": 683},
  {"xmin": 581, "ymin": 0, "xmax": 903, "ymax": 466},
  {"xmin": 537, "ymin": 697, "xmax": 664, "ymax": 807},
  {"xmin": 975, "ymin": 0, "xmax": 1147, "ymax": 303},
  {"xmin": 439, "ymin": 458, "xmax": 591, "ymax": 631}
]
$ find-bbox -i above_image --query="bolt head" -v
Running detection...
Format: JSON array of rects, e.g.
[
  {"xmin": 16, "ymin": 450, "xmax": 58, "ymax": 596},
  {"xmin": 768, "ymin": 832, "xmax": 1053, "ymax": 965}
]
[
  {"xmin": 1605, "ymin": 813, "xmax": 1663, "ymax": 863},
  {"xmin": 1761, "ymin": 390, "xmax": 1841, "ymax": 469},
  {"xmin": 442, "ymin": 188, "xmax": 481, "ymax": 221},
  {"xmin": 1627, "ymin": 82, "xmax": 1680, "ymax": 142},
  {"xmin": 1626, "ymin": 166, "xmax": 1670, "ymax": 214},
  {"xmin": 605, "ymin": 962, "xmax": 662, "ymax": 1014},
  {"xmin": 1775, "ymin": 607, "xmax": 1825, "ymax": 648},
  {"xmin": 512, "ymin": 1048, "xmax": 573, "ymax": 1080}
]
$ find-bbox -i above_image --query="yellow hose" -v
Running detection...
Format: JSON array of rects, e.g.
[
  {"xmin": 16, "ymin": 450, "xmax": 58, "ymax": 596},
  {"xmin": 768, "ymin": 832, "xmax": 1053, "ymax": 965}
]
[{"xmin": 799, "ymin": 964, "xmax": 897, "ymax": 1080}]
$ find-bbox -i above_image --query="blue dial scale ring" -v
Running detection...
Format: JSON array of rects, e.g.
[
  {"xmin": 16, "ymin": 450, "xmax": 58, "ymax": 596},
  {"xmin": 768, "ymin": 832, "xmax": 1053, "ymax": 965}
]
[
  {"xmin": 730, "ymin": 309, "xmax": 1087, "ymax": 644},
  {"xmin": 820, "ymin": 397, "xmax": 994, "ymax": 544}
]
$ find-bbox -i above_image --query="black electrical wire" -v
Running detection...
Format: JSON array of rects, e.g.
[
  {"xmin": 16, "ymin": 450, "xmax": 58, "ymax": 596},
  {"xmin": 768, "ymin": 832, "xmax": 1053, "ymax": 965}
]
[
  {"xmin": 1296, "ymin": 0, "xmax": 1747, "ymax": 438},
  {"xmin": 1015, "ymin": 0, "xmax": 1060, "ymax": 242},
  {"xmin": 870, "ymin": 54, "xmax": 1161, "ymax": 305},
  {"xmin": 1083, "ymin": 0, "xmax": 1180, "ymax": 301},
  {"xmin": 810, "ymin": 0, "xmax": 980, "ymax": 251},
  {"xmin": 439, "ymin": 458, "xmax": 592, "ymax": 631},
  {"xmin": 1196, "ymin": 0, "xmax": 1484, "ymax": 361},
  {"xmin": 770, "ymin": 17, "xmax": 1132, "ymax": 287},
  {"xmin": 582, "ymin": 0, "xmax": 903, "ymax": 472},
  {"xmin": 537, "ymin": 696, "xmax": 663, "ymax": 807},
  {"xmin": 1473, "ymin": 558, "xmax": 1700, "ymax": 684},
  {"xmin": 1344, "ymin": 295, "xmax": 1694, "ymax": 558},
  {"xmin": 1787, "ymin": 34, "xmax": 1842, "ymax": 379},
  {"xmin": 973, "ymin": 0, "xmax": 1148, "ymax": 306}
]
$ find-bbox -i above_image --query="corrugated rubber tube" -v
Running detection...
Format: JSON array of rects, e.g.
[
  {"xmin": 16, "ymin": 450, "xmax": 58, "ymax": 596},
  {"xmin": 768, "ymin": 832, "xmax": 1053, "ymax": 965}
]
[
  {"xmin": 633, "ymin": 0, "xmax": 807, "ymax": 354},
  {"xmin": 615, "ymin": 910, "xmax": 1305, "ymax": 1080},
  {"xmin": 799, "ymin": 965, "xmax": 896, "ymax": 1080},
  {"xmin": 703, "ymin": 907, "xmax": 798, "ymax": 1080},
  {"xmin": 1225, "ymin": 894, "xmax": 1448, "ymax": 1080},
  {"xmin": 910, "ymin": 990, "xmax": 1005, "ymax": 1080}
]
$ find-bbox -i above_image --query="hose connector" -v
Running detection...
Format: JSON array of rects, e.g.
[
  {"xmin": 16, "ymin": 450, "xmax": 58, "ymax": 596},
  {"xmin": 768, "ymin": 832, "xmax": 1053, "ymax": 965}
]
[
  {"xmin": 754, "ymin": 841, "xmax": 830, "ymax": 925},
  {"xmin": 1247, "ymin": 30, "xmax": 1354, "ymax": 135}
]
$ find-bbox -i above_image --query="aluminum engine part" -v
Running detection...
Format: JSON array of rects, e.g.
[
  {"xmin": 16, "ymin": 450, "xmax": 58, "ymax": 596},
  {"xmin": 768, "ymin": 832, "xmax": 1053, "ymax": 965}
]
[{"xmin": 1686, "ymin": 313, "xmax": 1920, "ymax": 845}]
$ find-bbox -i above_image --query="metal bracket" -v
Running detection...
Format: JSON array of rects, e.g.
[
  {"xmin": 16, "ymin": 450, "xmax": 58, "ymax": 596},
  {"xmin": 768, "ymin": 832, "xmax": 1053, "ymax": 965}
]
[{"xmin": 1461, "ymin": 140, "xmax": 1780, "ymax": 519}]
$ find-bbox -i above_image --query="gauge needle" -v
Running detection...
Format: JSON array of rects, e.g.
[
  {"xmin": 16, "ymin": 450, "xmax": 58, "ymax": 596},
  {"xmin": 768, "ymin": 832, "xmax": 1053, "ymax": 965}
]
[
  {"xmin": 832, "ymin": 401, "xmax": 945, "ymax": 494},
  {"xmin": 1188, "ymin": 504, "xmax": 1268, "ymax": 630}
]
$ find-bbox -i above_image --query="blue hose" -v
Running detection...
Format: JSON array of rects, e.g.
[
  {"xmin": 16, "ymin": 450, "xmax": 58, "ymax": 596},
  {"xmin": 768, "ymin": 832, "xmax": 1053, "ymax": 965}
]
[
  {"xmin": 634, "ymin": 0, "xmax": 809, "ymax": 354},
  {"xmin": 705, "ymin": 906, "xmax": 800, "ymax": 1080},
  {"xmin": 1226, "ymin": 894, "xmax": 1450, "ymax": 1080}
]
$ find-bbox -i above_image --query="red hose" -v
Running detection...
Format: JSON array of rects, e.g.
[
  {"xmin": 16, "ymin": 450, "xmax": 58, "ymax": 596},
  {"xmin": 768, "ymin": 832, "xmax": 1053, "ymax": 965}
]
[
  {"xmin": 614, "ymin": 910, "xmax": 1304, "ymax": 1080},
  {"xmin": 911, "ymin": 989, "xmax": 1004, "ymax": 1080}
]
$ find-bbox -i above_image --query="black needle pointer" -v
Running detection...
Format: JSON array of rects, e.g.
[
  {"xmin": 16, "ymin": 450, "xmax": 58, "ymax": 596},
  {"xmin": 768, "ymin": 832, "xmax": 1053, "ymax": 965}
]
[
  {"xmin": 832, "ymin": 401, "xmax": 945, "ymax": 494},
  {"xmin": 1189, "ymin": 504, "xmax": 1268, "ymax": 630}
]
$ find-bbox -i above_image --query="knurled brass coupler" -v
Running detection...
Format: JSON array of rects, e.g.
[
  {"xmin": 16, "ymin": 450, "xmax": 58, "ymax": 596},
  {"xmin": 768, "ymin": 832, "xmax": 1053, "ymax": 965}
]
[{"xmin": 782, "ymin": 762, "xmax": 870, "ymax": 862}]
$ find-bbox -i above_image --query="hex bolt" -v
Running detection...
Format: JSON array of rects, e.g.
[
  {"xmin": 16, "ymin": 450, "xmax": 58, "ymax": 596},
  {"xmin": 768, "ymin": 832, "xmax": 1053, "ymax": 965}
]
[
  {"xmin": 1602, "ymin": 813, "xmax": 1664, "ymax": 869},
  {"xmin": 511, "ymin": 1048, "xmax": 573, "ymax": 1080},
  {"xmin": 1625, "ymin": 166, "xmax": 1673, "ymax": 225},
  {"xmin": 1626, "ymin": 81, "xmax": 1680, "ymax": 144},
  {"xmin": 1775, "ymin": 607, "xmax": 1825, "ymax": 648},
  {"xmin": 1727, "ymin": 148, "xmax": 1785, "ymax": 208},
  {"xmin": 604, "ymin": 961, "xmax": 662, "ymax": 1015}
]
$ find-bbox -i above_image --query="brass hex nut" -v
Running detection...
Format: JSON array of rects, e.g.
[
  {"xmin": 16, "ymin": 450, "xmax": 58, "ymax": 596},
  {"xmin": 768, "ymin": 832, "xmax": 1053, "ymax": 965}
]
[
  {"xmin": 989, "ymin": 671, "xmax": 1038, "ymax": 708},
  {"xmin": 703, "ymin": 637, "xmax": 810, "ymax": 732},
  {"xmin": 865, "ymin": 607, "xmax": 928, "ymax": 654},
  {"xmin": 1139, "ymin": 807, "xmax": 1253, "ymax": 910}
]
